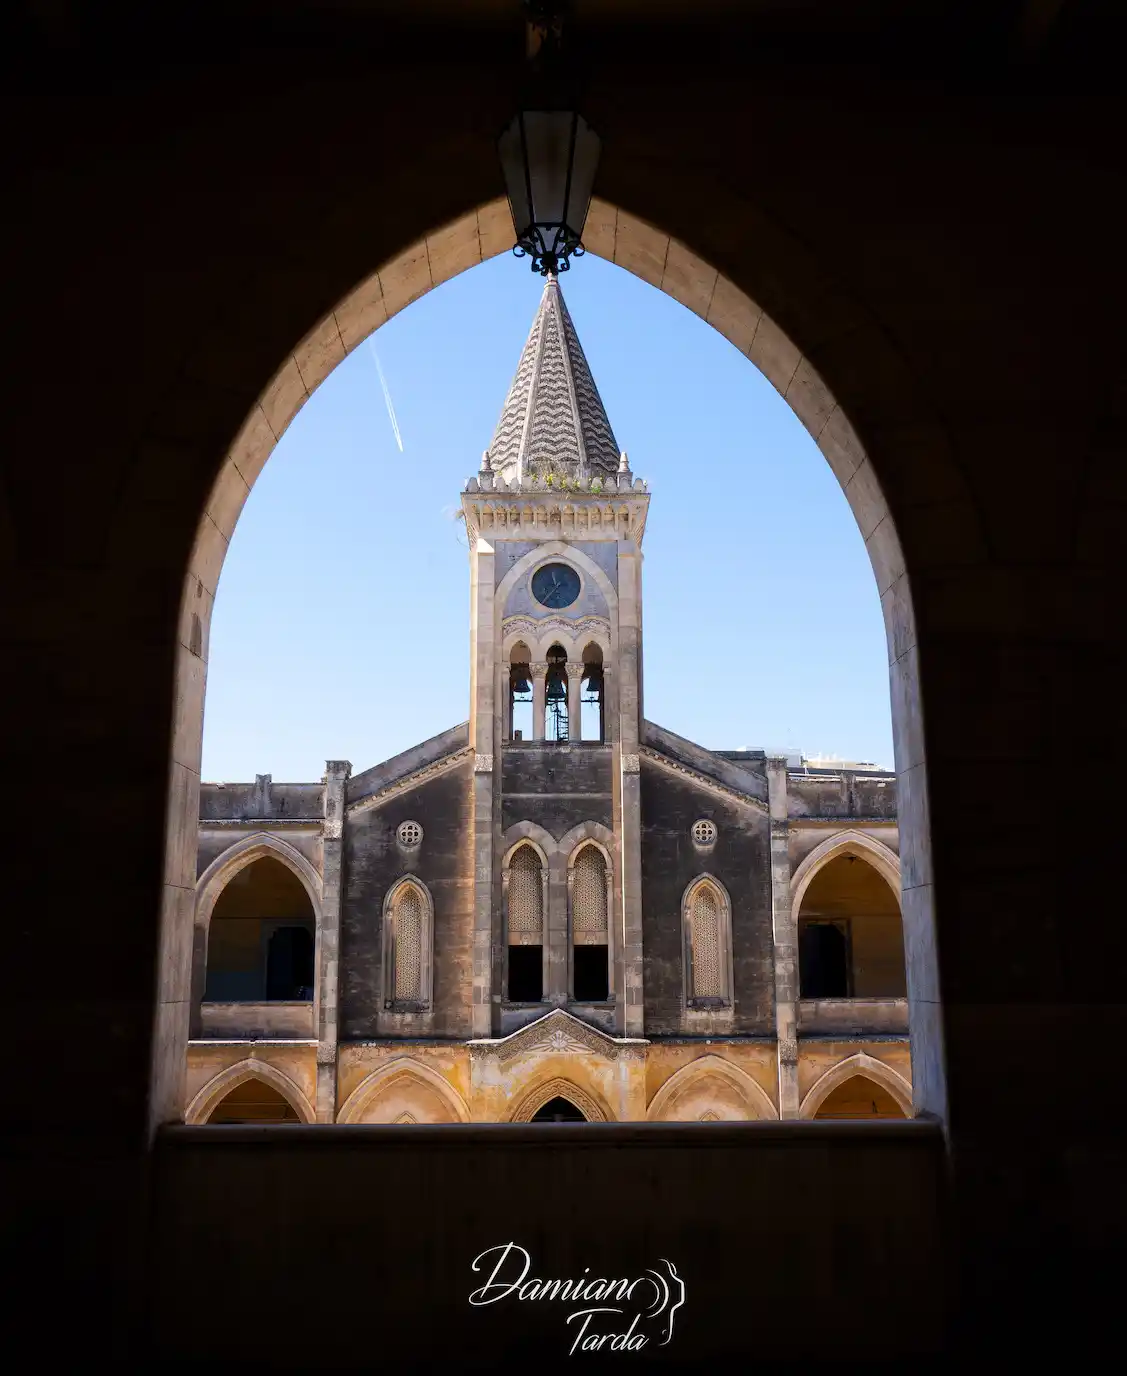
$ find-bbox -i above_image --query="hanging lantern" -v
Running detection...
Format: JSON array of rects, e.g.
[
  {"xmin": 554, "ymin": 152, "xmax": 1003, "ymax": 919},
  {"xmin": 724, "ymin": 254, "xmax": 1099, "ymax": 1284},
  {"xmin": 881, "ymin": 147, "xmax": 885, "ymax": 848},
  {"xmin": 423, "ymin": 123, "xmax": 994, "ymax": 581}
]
[{"xmin": 498, "ymin": 2, "xmax": 601, "ymax": 276}]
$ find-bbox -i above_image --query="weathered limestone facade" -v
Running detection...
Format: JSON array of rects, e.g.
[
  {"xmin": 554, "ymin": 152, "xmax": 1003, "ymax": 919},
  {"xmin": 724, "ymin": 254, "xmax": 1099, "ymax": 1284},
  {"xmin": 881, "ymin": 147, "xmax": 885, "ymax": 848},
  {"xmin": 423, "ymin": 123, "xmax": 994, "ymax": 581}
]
[{"xmin": 186, "ymin": 278, "xmax": 911, "ymax": 1125}]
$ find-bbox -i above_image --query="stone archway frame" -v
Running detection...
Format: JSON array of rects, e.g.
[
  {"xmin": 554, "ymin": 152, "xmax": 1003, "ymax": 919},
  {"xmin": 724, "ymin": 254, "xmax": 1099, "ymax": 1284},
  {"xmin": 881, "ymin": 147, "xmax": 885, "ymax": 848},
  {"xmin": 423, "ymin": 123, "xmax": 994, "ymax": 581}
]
[
  {"xmin": 157, "ymin": 195, "xmax": 945, "ymax": 1126},
  {"xmin": 191, "ymin": 831, "xmax": 324, "ymax": 1033},
  {"xmin": 646, "ymin": 1053, "xmax": 779, "ymax": 1121},
  {"xmin": 185, "ymin": 1057, "xmax": 316, "ymax": 1125},
  {"xmin": 790, "ymin": 829, "xmax": 902, "ymax": 915},
  {"xmin": 195, "ymin": 831, "xmax": 323, "ymax": 932},
  {"xmin": 336, "ymin": 1055, "xmax": 471, "ymax": 1124},
  {"xmin": 798, "ymin": 1051, "xmax": 913, "ymax": 1120},
  {"xmin": 509, "ymin": 1075, "xmax": 614, "ymax": 1123}
]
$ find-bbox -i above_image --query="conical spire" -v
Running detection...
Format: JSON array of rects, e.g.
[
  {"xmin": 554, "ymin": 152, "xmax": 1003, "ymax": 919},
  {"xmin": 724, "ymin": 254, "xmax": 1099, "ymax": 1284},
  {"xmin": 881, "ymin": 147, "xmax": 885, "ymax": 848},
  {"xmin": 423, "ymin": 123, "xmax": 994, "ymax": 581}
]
[{"xmin": 487, "ymin": 275, "xmax": 620, "ymax": 483}]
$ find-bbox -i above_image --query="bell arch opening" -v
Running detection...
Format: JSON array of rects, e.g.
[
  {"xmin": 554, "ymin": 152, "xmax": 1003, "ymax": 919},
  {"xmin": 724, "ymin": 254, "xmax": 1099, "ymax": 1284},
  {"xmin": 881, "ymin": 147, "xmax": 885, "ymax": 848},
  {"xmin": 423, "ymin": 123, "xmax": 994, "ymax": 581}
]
[{"xmin": 156, "ymin": 197, "xmax": 940, "ymax": 1129}]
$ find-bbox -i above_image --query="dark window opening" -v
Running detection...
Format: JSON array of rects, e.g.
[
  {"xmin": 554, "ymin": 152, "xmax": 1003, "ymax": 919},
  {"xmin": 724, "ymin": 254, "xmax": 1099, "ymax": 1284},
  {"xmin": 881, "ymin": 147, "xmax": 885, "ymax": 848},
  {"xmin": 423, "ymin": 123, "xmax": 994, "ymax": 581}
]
[
  {"xmin": 799, "ymin": 920, "xmax": 850, "ymax": 999},
  {"xmin": 531, "ymin": 1096, "xmax": 586, "ymax": 1123},
  {"xmin": 266, "ymin": 925, "xmax": 315, "ymax": 1000},
  {"xmin": 508, "ymin": 944, "xmax": 543, "ymax": 1001},
  {"xmin": 573, "ymin": 943, "xmax": 609, "ymax": 1001}
]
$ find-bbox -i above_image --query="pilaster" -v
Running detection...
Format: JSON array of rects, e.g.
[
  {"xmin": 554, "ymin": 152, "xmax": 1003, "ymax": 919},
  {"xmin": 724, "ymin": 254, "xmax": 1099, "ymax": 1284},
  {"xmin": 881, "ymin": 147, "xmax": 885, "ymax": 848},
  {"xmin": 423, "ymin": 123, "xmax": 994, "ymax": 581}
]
[
  {"xmin": 317, "ymin": 759, "xmax": 350, "ymax": 1122},
  {"xmin": 616, "ymin": 540, "xmax": 645, "ymax": 1036},
  {"xmin": 767, "ymin": 756, "xmax": 799, "ymax": 1118},
  {"xmin": 469, "ymin": 538, "xmax": 496, "ymax": 1037}
]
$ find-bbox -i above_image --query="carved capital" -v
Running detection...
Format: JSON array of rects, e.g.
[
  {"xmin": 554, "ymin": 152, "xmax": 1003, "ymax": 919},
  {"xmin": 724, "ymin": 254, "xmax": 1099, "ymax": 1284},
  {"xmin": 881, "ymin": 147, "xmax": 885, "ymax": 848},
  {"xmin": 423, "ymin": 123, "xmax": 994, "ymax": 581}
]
[
  {"xmin": 621, "ymin": 754, "xmax": 640, "ymax": 774},
  {"xmin": 565, "ymin": 662, "xmax": 586, "ymax": 681},
  {"xmin": 529, "ymin": 661, "xmax": 550, "ymax": 678},
  {"xmin": 474, "ymin": 754, "xmax": 493, "ymax": 773},
  {"xmin": 323, "ymin": 819, "xmax": 343, "ymax": 840}
]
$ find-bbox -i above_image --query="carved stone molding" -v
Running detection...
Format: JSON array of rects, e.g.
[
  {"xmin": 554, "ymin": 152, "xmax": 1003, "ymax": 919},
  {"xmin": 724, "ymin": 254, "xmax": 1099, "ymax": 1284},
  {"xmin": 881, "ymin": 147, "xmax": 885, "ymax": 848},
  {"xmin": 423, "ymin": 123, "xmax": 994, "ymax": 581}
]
[
  {"xmin": 778, "ymin": 1036, "xmax": 799, "ymax": 1065},
  {"xmin": 504, "ymin": 614, "xmax": 610, "ymax": 642},
  {"xmin": 621, "ymin": 754, "xmax": 640, "ymax": 773},
  {"xmin": 323, "ymin": 819, "xmax": 343, "ymax": 840},
  {"xmin": 469, "ymin": 1008, "xmax": 647, "ymax": 1066},
  {"xmin": 640, "ymin": 746, "xmax": 769, "ymax": 815},
  {"xmin": 346, "ymin": 747, "xmax": 474, "ymax": 817}
]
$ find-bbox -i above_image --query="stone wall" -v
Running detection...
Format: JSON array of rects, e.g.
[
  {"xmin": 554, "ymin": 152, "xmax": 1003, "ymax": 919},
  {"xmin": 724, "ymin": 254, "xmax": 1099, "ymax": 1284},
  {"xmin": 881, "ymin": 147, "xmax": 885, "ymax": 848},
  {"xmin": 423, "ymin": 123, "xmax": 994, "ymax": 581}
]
[
  {"xmin": 340, "ymin": 761, "xmax": 474, "ymax": 1039},
  {"xmin": 500, "ymin": 742, "xmax": 614, "ymax": 836},
  {"xmin": 639, "ymin": 760, "xmax": 774, "ymax": 1035}
]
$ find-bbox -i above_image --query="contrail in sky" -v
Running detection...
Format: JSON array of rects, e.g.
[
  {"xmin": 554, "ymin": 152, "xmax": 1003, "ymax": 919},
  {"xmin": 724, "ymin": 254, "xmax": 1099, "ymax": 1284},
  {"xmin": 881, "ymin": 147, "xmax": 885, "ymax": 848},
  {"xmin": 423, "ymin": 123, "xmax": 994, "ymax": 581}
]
[{"xmin": 368, "ymin": 339, "xmax": 404, "ymax": 452}]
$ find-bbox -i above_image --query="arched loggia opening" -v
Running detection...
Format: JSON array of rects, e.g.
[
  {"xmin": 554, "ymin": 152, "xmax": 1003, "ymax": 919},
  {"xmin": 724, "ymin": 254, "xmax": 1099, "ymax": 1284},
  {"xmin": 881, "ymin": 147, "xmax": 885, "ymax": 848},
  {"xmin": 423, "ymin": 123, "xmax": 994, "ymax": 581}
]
[
  {"xmin": 544, "ymin": 644, "xmax": 568, "ymax": 742},
  {"xmin": 509, "ymin": 641, "xmax": 533, "ymax": 741},
  {"xmin": 812, "ymin": 1076, "xmax": 907, "ymax": 1121},
  {"xmin": 205, "ymin": 1078, "xmax": 303, "ymax": 1124},
  {"xmin": 580, "ymin": 642, "xmax": 604, "ymax": 742},
  {"xmin": 158, "ymin": 198, "xmax": 941, "ymax": 1127},
  {"xmin": 204, "ymin": 857, "xmax": 315, "ymax": 1004},
  {"xmin": 797, "ymin": 853, "xmax": 905, "ymax": 1000}
]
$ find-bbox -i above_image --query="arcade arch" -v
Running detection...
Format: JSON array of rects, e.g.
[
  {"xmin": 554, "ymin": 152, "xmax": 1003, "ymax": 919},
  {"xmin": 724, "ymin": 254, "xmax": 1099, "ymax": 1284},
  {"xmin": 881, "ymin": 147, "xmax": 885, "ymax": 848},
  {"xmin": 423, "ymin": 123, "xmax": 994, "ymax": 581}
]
[{"xmin": 158, "ymin": 199, "xmax": 941, "ymax": 1124}]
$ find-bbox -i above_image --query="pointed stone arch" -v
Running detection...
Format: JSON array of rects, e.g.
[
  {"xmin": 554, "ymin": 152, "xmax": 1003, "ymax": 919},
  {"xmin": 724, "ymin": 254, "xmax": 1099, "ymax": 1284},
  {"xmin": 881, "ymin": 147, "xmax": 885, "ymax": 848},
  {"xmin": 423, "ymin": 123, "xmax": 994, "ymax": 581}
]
[
  {"xmin": 336, "ymin": 1056, "xmax": 470, "ymax": 1124},
  {"xmin": 195, "ymin": 831, "xmax": 322, "ymax": 931},
  {"xmin": 185, "ymin": 1057, "xmax": 316, "ymax": 1124},
  {"xmin": 646, "ymin": 1054, "xmax": 778, "ymax": 1122},
  {"xmin": 510, "ymin": 1076, "xmax": 613, "ymax": 1123},
  {"xmin": 155, "ymin": 197, "xmax": 945, "ymax": 1125},
  {"xmin": 799, "ymin": 1052, "xmax": 913, "ymax": 1120},
  {"xmin": 791, "ymin": 830, "xmax": 901, "ymax": 914}
]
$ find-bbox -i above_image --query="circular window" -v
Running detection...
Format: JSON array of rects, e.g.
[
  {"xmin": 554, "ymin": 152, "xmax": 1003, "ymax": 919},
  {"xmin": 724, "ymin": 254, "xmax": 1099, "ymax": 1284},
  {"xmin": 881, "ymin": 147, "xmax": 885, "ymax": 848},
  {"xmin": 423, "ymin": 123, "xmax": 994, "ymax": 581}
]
[
  {"xmin": 530, "ymin": 562, "xmax": 581, "ymax": 610},
  {"xmin": 396, "ymin": 820, "xmax": 424, "ymax": 849},
  {"xmin": 691, "ymin": 819, "xmax": 718, "ymax": 847}
]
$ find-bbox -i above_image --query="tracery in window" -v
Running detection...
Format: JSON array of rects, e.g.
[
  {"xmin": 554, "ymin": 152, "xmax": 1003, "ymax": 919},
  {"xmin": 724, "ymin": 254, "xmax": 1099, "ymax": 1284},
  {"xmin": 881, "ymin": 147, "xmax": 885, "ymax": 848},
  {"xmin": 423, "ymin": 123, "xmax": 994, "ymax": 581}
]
[
  {"xmin": 382, "ymin": 878, "xmax": 433, "ymax": 1012},
  {"xmin": 683, "ymin": 876, "xmax": 733, "ymax": 1009}
]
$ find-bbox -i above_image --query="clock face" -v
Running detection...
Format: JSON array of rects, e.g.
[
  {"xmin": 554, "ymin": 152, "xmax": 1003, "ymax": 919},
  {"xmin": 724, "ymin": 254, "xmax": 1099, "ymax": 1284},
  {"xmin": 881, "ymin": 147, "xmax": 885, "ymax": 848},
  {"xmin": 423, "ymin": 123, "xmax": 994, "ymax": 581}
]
[{"xmin": 531, "ymin": 562, "xmax": 582, "ymax": 610}]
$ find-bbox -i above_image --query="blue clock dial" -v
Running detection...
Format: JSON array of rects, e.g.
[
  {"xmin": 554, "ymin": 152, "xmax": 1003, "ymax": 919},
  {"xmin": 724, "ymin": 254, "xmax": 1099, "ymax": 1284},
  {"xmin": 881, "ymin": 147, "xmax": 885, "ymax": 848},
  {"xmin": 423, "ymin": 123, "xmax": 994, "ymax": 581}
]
[{"xmin": 531, "ymin": 562, "xmax": 581, "ymax": 609}]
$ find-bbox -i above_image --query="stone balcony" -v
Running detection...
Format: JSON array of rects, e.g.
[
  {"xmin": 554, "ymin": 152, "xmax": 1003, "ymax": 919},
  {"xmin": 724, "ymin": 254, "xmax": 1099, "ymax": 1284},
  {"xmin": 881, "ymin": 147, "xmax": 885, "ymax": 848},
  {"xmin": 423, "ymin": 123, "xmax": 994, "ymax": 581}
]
[
  {"xmin": 797, "ymin": 996, "xmax": 909, "ymax": 1037},
  {"xmin": 199, "ymin": 1000, "xmax": 314, "ymax": 1040}
]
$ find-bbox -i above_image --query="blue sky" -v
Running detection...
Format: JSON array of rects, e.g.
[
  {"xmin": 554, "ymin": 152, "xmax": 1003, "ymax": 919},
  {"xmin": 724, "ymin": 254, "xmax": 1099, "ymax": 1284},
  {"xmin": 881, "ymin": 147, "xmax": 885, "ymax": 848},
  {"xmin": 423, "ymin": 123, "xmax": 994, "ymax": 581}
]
[{"xmin": 201, "ymin": 253, "xmax": 893, "ymax": 782}]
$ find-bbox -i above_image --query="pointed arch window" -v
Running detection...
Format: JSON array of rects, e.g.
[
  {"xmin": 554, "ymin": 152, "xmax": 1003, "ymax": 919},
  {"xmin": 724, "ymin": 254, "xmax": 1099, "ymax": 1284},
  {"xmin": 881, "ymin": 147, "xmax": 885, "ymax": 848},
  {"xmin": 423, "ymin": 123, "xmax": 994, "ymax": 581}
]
[
  {"xmin": 683, "ymin": 877, "xmax": 734, "ymax": 1010},
  {"xmin": 509, "ymin": 641, "xmax": 533, "ymax": 741},
  {"xmin": 505, "ymin": 843, "xmax": 547, "ymax": 1002},
  {"xmin": 545, "ymin": 645, "xmax": 569, "ymax": 742},
  {"xmin": 382, "ymin": 878, "xmax": 434, "ymax": 1012},
  {"xmin": 580, "ymin": 642, "xmax": 604, "ymax": 742},
  {"xmin": 569, "ymin": 843, "xmax": 611, "ymax": 1002}
]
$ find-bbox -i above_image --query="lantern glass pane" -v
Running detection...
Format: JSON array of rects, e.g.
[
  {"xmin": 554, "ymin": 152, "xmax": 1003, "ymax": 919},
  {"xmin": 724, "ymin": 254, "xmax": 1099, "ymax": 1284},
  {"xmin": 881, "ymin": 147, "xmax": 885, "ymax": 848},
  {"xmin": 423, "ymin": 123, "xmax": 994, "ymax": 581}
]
[
  {"xmin": 564, "ymin": 117, "xmax": 600, "ymax": 238},
  {"xmin": 498, "ymin": 116, "xmax": 533, "ymax": 236},
  {"xmin": 523, "ymin": 109, "xmax": 574, "ymax": 228}
]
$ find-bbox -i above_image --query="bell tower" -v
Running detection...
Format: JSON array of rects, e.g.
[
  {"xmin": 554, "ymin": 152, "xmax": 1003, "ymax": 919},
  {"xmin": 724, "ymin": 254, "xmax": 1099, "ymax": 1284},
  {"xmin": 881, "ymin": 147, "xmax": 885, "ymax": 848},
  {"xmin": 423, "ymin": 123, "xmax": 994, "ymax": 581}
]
[{"xmin": 461, "ymin": 276, "xmax": 649, "ymax": 1038}]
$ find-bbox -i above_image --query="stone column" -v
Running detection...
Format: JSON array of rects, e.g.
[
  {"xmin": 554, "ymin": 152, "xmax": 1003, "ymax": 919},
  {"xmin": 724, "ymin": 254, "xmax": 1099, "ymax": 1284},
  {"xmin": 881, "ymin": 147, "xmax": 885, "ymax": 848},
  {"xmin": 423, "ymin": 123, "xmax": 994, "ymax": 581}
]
[
  {"xmin": 317, "ymin": 759, "xmax": 351, "ymax": 1122},
  {"xmin": 469, "ymin": 536, "xmax": 497, "ymax": 1037},
  {"xmin": 566, "ymin": 661, "xmax": 584, "ymax": 741},
  {"xmin": 530, "ymin": 661, "xmax": 548, "ymax": 742},
  {"xmin": 616, "ymin": 539, "xmax": 645, "ymax": 1037},
  {"xmin": 766, "ymin": 756, "xmax": 799, "ymax": 1118}
]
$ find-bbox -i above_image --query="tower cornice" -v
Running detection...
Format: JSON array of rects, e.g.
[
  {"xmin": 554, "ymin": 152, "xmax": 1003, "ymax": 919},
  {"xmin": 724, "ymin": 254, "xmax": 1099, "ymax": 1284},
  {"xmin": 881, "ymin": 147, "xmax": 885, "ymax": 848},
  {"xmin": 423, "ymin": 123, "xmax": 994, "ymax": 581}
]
[{"xmin": 461, "ymin": 481, "xmax": 649, "ymax": 547}]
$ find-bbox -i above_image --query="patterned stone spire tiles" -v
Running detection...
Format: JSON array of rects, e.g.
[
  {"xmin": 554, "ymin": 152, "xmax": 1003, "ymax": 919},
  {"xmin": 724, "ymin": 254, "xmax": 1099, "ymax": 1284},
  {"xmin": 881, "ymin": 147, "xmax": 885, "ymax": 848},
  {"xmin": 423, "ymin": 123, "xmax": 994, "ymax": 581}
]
[{"xmin": 488, "ymin": 274, "xmax": 620, "ymax": 483}]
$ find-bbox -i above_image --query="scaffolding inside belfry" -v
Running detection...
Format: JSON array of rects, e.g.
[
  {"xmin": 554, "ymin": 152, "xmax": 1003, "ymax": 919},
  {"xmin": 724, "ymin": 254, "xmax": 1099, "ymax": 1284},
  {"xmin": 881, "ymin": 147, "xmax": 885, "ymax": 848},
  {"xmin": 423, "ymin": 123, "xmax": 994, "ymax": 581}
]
[{"xmin": 545, "ymin": 646, "xmax": 568, "ymax": 742}]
